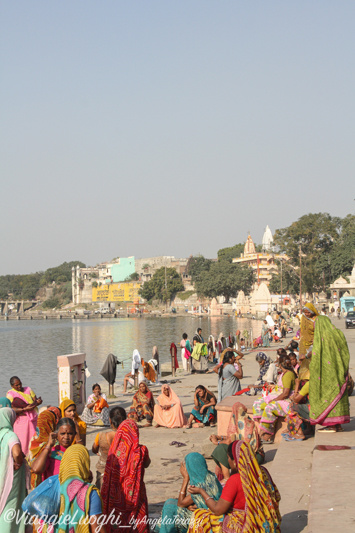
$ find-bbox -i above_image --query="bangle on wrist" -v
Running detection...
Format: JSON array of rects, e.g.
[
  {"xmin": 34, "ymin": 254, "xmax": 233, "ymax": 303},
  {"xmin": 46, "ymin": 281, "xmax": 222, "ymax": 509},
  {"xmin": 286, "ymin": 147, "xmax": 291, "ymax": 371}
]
[
  {"xmin": 205, "ymin": 496, "xmax": 212, "ymax": 502},
  {"xmin": 180, "ymin": 491, "xmax": 185, "ymax": 495}
]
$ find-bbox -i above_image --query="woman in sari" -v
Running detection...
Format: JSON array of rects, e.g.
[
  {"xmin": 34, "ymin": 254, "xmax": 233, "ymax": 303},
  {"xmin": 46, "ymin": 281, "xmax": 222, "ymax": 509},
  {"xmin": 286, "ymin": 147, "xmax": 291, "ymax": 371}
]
[
  {"xmin": 101, "ymin": 419, "xmax": 150, "ymax": 533},
  {"xmin": 156, "ymin": 453, "xmax": 222, "ymax": 533},
  {"xmin": 0, "ymin": 397, "xmax": 11, "ymax": 408},
  {"xmin": 55, "ymin": 444, "xmax": 105, "ymax": 533},
  {"xmin": 261, "ymin": 320, "xmax": 270, "ymax": 347},
  {"xmin": 217, "ymin": 352, "xmax": 243, "ymax": 403},
  {"xmin": 309, "ymin": 315, "xmax": 350, "ymax": 432},
  {"xmin": 6, "ymin": 376, "xmax": 43, "ymax": 456},
  {"xmin": 187, "ymin": 441, "xmax": 281, "ymax": 533},
  {"xmin": 186, "ymin": 386, "xmax": 217, "ymax": 428},
  {"xmin": 128, "ymin": 382, "xmax": 155, "ymax": 427},
  {"xmin": 253, "ymin": 357, "xmax": 296, "ymax": 443},
  {"xmin": 142, "ymin": 359, "xmax": 157, "ymax": 383},
  {"xmin": 92, "ymin": 406, "xmax": 127, "ymax": 489},
  {"xmin": 210, "ymin": 402, "xmax": 265, "ymax": 483},
  {"xmin": 0, "ymin": 407, "xmax": 27, "ymax": 533},
  {"xmin": 59, "ymin": 398, "xmax": 87, "ymax": 446},
  {"xmin": 30, "ymin": 417, "xmax": 76, "ymax": 482},
  {"xmin": 284, "ymin": 381, "xmax": 312, "ymax": 441},
  {"xmin": 298, "ymin": 303, "xmax": 319, "ymax": 383},
  {"xmin": 27, "ymin": 407, "xmax": 61, "ymax": 489},
  {"xmin": 154, "ymin": 385, "xmax": 187, "ymax": 428},
  {"xmin": 246, "ymin": 352, "xmax": 277, "ymax": 395},
  {"xmin": 81, "ymin": 383, "xmax": 110, "ymax": 427}
]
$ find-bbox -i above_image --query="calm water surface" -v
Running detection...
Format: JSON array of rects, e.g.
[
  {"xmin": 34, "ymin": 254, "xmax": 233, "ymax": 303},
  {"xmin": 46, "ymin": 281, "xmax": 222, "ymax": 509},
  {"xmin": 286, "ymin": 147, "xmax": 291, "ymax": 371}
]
[{"xmin": 0, "ymin": 316, "xmax": 262, "ymax": 405}]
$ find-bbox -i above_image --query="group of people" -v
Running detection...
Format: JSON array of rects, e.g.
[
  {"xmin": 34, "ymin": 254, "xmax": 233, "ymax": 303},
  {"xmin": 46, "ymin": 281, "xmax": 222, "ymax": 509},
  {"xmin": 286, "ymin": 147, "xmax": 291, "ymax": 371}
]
[
  {"xmin": 250, "ymin": 303, "xmax": 351, "ymax": 443},
  {"xmin": 0, "ymin": 377, "xmax": 152, "ymax": 533},
  {"xmin": 1, "ymin": 305, "xmax": 351, "ymax": 533}
]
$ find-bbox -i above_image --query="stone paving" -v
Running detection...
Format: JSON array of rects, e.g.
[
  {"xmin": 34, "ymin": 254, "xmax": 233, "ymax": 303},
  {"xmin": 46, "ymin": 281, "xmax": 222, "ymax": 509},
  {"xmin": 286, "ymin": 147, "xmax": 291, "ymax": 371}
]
[{"xmin": 85, "ymin": 317, "xmax": 355, "ymax": 532}]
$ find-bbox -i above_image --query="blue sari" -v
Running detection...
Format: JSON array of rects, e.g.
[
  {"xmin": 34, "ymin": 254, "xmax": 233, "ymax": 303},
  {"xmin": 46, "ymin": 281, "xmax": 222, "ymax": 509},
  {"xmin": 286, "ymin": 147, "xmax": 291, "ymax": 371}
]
[
  {"xmin": 191, "ymin": 392, "xmax": 216, "ymax": 425},
  {"xmin": 156, "ymin": 453, "xmax": 222, "ymax": 533}
]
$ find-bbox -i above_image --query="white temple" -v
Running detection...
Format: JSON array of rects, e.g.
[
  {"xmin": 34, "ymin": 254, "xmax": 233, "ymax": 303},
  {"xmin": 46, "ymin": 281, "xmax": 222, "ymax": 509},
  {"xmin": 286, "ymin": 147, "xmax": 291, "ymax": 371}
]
[{"xmin": 262, "ymin": 225, "xmax": 274, "ymax": 252}]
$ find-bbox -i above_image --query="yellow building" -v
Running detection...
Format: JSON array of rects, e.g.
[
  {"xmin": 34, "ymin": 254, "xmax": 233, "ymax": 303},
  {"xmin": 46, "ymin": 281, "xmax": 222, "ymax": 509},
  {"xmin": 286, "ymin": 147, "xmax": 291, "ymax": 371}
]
[
  {"xmin": 232, "ymin": 233, "xmax": 287, "ymax": 286},
  {"xmin": 92, "ymin": 282, "xmax": 141, "ymax": 303}
]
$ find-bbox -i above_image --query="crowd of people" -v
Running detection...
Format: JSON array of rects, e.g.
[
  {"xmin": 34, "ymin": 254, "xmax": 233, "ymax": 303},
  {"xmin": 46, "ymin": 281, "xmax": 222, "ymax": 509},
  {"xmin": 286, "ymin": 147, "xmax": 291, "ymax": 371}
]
[{"xmin": 0, "ymin": 303, "xmax": 351, "ymax": 533}]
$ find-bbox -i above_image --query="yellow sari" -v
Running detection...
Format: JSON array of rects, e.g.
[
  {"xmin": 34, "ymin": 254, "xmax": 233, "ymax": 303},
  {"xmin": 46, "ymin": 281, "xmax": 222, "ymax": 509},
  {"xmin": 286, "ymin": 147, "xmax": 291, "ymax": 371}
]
[
  {"xmin": 59, "ymin": 398, "xmax": 87, "ymax": 436},
  {"xmin": 188, "ymin": 441, "xmax": 281, "ymax": 533},
  {"xmin": 299, "ymin": 303, "xmax": 319, "ymax": 380}
]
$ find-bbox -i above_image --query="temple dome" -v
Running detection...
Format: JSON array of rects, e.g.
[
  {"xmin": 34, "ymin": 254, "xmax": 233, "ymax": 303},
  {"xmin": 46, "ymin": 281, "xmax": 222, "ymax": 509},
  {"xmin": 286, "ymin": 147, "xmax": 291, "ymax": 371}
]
[
  {"xmin": 262, "ymin": 225, "xmax": 274, "ymax": 252},
  {"xmin": 244, "ymin": 234, "xmax": 256, "ymax": 255}
]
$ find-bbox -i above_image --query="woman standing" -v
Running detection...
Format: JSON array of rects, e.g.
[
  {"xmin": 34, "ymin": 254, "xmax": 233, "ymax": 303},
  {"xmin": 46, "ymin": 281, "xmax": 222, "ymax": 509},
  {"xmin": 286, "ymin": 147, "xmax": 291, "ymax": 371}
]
[
  {"xmin": 217, "ymin": 352, "xmax": 243, "ymax": 402},
  {"xmin": 27, "ymin": 407, "xmax": 61, "ymax": 489},
  {"xmin": 299, "ymin": 303, "xmax": 319, "ymax": 382},
  {"xmin": 56, "ymin": 444, "xmax": 105, "ymax": 533},
  {"xmin": 30, "ymin": 417, "xmax": 76, "ymax": 481},
  {"xmin": 157, "ymin": 453, "xmax": 222, "ymax": 533},
  {"xmin": 309, "ymin": 315, "xmax": 350, "ymax": 432},
  {"xmin": 92, "ymin": 406, "xmax": 127, "ymax": 489},
  {"xmin": 6, "ymin": 376, "xmax": 43, "ymax": 456},
  {"xmin": 261, "ymin": 320, "xmax": 270, "ymax": 347},
  {"xmin": 187, "ymin": 441, "xmax": 281, "ymax": 533},
  {"xmin": 180, "ymin": 333, "xmax": 192, "ymax": 372},
  {"xmin": 186, "ymin": 386, "xmax": 217, "ymax": 428},
  {"xmin": 0, "ymin": 408, "xmax": 26, "ymax": 533},
  {"xmin": 154, "ymin": 385, "xmax": 187, "ymax": 428},
  {"xmin": 128, "ymin": 382, "xmax": 155, "ymax": 427},
  {"xmin": 81, "ymin": 383, "xmax": 110, "ymax": 427},
  {"xmin": 59, "ymin": 398, "xmax": 87, "ymax": 446},
  {"xmin": 101, "ymin": 419, "xmax": 151, "ymax": 533}
]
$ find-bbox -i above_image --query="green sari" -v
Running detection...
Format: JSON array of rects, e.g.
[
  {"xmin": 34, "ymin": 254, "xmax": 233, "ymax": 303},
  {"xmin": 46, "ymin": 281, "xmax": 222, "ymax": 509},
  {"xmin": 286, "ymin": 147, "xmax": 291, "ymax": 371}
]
[
  {"xmin": 156, "ymin": 453, "xmax": 222, "ymax": 533},
  {"xmin": 309, "ymin": 316, "xmax": 350, "ymax": 426},
  {"xmin": 0, "ymin": 408, "xmax": 26, "ymax": 533}
]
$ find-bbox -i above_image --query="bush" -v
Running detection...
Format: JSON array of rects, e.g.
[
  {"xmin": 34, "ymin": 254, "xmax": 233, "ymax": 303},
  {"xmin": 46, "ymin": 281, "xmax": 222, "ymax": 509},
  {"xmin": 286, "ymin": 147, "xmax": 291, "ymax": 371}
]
[{"xmin": 42, "ymin": 297, "xmax": 61, "ymax": 309}]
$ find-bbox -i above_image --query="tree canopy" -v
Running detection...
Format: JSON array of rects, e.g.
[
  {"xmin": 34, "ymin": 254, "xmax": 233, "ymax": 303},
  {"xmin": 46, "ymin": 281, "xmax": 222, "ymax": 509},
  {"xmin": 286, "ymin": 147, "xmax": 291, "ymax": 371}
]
[
  {"xmin": 0, "ymin": 261, "xmax": 85, "ymax": 300},
  {"xmin": 194, "ymin": 261, "xmax": 255, "ymax": 302},
  {"xmin": 186, "ymin": 256, "xmax": 212, "ymax": 281},
  {"xmin": 273, "ymin": 213, "xmax": 354, "ymax": 293},
  {"xmin": 139, "ymin": 267, "xmax": 184, "ymax": 302}
]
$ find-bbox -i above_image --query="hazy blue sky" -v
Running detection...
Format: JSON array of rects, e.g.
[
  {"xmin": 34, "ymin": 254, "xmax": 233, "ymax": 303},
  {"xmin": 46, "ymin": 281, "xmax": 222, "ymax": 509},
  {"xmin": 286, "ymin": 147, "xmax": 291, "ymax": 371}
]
[{"xmin": 1, "ymin": 2, "xmax": 354, "ymax": 275}]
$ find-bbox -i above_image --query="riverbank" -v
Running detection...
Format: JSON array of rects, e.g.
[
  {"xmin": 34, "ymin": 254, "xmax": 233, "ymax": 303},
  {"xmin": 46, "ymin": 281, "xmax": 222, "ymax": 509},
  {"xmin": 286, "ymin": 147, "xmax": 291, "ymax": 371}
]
[{"xmin": 84, "ymin": 319, "xmax": 355, "ymax": 532}]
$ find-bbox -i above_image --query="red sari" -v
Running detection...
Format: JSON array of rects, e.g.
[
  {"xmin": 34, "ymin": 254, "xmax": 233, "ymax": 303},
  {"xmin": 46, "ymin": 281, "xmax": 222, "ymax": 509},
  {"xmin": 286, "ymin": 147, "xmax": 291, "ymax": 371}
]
[{"xmin": 101, "ymin": 419, "xmax": 150, "ymax": 533}]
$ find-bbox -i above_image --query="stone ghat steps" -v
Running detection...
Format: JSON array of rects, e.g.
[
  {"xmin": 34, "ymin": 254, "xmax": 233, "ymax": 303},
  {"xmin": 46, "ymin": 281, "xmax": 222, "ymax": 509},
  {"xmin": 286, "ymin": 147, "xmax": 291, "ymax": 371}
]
[
  {"xmin": 267, "ymin": 435, "xmax": 313, "ymax": 533},
  {"xmin": 307, "ymin": 400, "xmax": 355, "ymax": 533},
  {"xmin": 267, "ymin": 394, "xmax": 355, "ymax": 533}
]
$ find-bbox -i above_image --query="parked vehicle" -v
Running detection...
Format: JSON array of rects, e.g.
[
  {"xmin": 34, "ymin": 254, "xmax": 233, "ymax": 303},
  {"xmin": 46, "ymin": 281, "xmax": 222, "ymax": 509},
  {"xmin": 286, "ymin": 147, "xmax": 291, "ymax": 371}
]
[{"xmin": 345, "ymin": 311, "xmax": 355, "ymax": 329}]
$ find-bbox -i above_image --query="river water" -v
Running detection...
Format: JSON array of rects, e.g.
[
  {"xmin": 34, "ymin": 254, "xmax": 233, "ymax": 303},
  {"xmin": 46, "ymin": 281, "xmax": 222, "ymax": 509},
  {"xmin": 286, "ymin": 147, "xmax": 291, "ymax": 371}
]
[{"xmin": 0, "ymin": 316, "xmax": 262, "ymax": 405}]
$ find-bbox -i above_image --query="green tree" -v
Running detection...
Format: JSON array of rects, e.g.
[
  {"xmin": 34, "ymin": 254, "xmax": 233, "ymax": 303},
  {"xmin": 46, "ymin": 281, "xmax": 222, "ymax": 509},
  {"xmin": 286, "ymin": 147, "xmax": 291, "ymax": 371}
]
[
  {"xmin": 217, "ymin": 244, "xmax": 245, "ymax": 263},
  {"xmin": 273, "ymin": 213, "xmax": 342, "ymax": 292},
  {"xmin": 139, "ymin": 267, "xmax": 184, "ymax": 302},
  {"xmin": 186, "ymin": 256, "xmax": 212, "ymax": 282},
  {"xmin": 195, "ymin": 262, "xmax": 254, "ymax": 302},
  {"xmin": 329, "ymin": 214, "xmax": 355, "ymax": 279},
  {"xmin": 125, "ymin": 272, "xmax": 139, "ymax": 281}
]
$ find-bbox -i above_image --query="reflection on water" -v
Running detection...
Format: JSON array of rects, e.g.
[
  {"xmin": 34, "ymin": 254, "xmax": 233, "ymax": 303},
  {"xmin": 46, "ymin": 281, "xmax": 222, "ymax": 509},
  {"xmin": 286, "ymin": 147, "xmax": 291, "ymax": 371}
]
[{"xmin": 0, "ymin": 316, "xmax": 262, "ymax": 405}]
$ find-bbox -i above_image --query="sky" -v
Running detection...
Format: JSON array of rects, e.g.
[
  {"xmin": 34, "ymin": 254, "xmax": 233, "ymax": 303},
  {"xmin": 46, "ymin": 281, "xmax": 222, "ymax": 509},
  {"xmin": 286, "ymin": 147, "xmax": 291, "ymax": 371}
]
[{"xmin": 1, "ymin": 1, "xmax": 355, "ymax": 275}]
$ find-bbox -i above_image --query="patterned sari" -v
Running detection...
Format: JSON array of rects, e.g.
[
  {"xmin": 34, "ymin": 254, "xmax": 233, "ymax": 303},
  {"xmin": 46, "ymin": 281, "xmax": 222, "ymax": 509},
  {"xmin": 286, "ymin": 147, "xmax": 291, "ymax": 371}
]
[
  {"xmin": 188, "ymin": 442, "xmax": 281, "ymax": 533},
  {"xmin": 56, "ymin": 444, "xmax": 101, "ymax": 533},
  {"xmin": 157, "ymin": 453, "xmax": 222, "ymax": 533},
  {"xmin": 128, "ymin": 387, "xmax": 155, "ymax": 423},
  {"xmin": 309, "ymin": 316, "xmax": 350, "ymax": 426},
  {"xmin": 101, "ymin": 419, "xmax": 149, "ymax": 533},
  {"xmin": 27, "ymin": 408, "xmax": 61, "ymax": 489}
]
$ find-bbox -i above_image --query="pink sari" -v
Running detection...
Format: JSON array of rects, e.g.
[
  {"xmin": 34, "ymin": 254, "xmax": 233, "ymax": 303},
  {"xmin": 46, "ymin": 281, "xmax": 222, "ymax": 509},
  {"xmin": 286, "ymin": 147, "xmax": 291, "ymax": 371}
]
[{"xmin": 7, "ymin": 387, "xmax": 38, "ymax": 456}]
